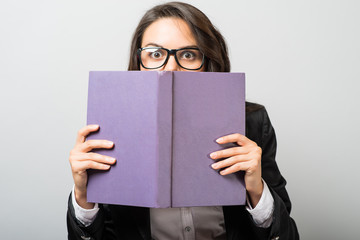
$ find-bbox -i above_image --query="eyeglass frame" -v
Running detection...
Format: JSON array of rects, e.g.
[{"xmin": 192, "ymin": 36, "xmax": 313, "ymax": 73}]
[{"xmin": 137, "ymin": 47, "xmax": 205, "ymax": 70}]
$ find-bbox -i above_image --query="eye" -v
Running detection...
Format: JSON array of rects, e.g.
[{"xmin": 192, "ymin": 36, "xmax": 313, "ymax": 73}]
[
  {"xmin": 149, "ymin": 50, "xmax": 164, "ymax": 59},
  {"xmin": 179, "ymin": 50, "xmax": 197, "ymax": 60}
]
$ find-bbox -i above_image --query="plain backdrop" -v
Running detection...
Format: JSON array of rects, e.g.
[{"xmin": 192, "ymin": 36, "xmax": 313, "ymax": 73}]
[{"xmin": 1, "ymin": 0, "xmax": 359, "ymax": 239}]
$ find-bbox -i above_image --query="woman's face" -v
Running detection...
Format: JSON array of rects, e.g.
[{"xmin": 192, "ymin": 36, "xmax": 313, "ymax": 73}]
[{"xmin": 140, "ymin": 17, "xmax": 204, "ymax": 72}]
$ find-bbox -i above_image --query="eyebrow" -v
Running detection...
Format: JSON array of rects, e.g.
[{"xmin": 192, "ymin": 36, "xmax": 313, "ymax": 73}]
[{"xmin": 143, "ymin": 42, "xmax": 199, "ymax": 49}]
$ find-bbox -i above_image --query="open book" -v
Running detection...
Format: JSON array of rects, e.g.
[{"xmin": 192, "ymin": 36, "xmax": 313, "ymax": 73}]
[{"xmin": 86, "ymin": 71, "xmax": 246, "ymax": 208}]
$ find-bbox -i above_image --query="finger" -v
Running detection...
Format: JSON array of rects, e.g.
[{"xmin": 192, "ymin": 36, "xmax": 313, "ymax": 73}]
[
  {"xmin": 70, "ymin": 152, "xmax": 116, "ymax": 165},
  {"xmin": 216, "ymin": 133, "xmax": 255, "ymax": 146},
  {"xmin": 76, "ymin": 125, "xmax": 100, "ymax": 144},
  {"xmin": 210, "ymin": 147, "xmax": 248, "ymax": 160},
  {"xmin": 219, "ymin": 161, "xmax": 252, "ymax": 175},
  {"xmin": 76, "ymin": 139, "xmax": 114, "ymax": 152},
  {"xmin": 71, "ymin": 160, "xmax": 111, "ymax": 173},
  {"xmin": 211, "ymin": 155, "xmax": 248, "ymax": 170}
]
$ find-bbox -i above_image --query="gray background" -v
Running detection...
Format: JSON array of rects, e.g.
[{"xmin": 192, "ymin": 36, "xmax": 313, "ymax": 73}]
[{"xmin": 1, "ymin": 0, "xmax": 359, "ymax": 239}]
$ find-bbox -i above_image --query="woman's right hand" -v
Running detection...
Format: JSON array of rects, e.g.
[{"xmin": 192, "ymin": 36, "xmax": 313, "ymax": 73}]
[{"xmin": 69, "ymin": 124, "xmax": 116, "ymax": 209}]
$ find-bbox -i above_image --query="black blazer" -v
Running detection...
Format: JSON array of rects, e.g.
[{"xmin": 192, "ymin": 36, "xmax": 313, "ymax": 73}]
[{"xmin": 67, "ymin": 103, "xmax": 299, "ymax": 240}]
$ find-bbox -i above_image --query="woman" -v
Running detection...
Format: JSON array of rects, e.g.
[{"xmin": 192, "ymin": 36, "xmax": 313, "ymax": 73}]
[{"xmin": 67, "ymin": 2, "xmax": 299, "ymax": 239}]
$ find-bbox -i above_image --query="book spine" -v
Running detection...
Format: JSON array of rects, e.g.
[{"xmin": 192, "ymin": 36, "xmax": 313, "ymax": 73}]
[{"xmin": 155, "ymin": 71, "xmax": 173, "ymax": 208}]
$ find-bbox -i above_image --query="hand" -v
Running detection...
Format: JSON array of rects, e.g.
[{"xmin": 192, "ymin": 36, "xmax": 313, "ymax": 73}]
[
  {"xmin": 210, "ymin": 133, "xmax": 263, "ymax": 207},
  {"xmin": 69, "ymin": 124, "xmax": 116, "ymax": 209}
]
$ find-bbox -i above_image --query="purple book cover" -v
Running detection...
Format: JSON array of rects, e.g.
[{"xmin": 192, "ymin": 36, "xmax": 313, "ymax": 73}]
[{"xmin": 86, "ymin": 71, "xmax": 246, "ymax": 208}]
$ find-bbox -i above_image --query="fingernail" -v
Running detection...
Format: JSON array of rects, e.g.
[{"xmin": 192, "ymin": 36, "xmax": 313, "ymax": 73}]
[
  {"xmin": 216, "ymin": 138, "xmax": 223, "ymax": 143},
  {"xmin": 106, "ymin": 141, "xmax": 114, "ymax": 147},
  {"xmin": 91, "ymin": 124, "xmax": 99, "ymax": 129},
  {"xmin": 107, "ymin": 157, "xmax": 116, "ymax": 162},
  {"xmin": 220, "ymin": 170, "xmax": 226, "ymax": 175},
  {"xmin": 210, "ymin": 152, "xmax": 217, "ymax": 159},
  {"xmin": 211, "ymin": 163, "xmax": 218, "ymax": 169}
]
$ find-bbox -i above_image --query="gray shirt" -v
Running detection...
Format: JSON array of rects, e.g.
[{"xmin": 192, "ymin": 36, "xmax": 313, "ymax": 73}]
[{"xmin": 150, "ymin": 206, "xmax": 226, "ymax": 240}]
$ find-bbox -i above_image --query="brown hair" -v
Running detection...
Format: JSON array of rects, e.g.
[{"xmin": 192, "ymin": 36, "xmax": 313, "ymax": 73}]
[{"xmin": 127, "ymin": 1, "xmax": 230, "ymax": 72}]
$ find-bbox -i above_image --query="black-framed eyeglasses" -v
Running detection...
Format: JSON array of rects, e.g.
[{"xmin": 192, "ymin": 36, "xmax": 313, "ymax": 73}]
[{"xmin": 137, "ymin": 47, "xmax": 205, "ymax": 70}]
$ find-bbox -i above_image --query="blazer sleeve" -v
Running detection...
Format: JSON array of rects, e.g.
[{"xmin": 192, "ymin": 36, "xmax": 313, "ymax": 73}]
[
  {"xmin": 246, "ymin": 106, "xmax": 299, "ymax": 240},
  {"xmin": 66, "ymin": 193, "xmax": 117, "ymax": 240}
]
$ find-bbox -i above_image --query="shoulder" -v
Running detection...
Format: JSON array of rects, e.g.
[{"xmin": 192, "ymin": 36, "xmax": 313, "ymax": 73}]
[
  {"xmin": 245, "ymin": 102, "xmax": 274, "ymax": 147},
  {"xmin": 246, "ymin": 101, "xmax": 265, "ymax": 113}
]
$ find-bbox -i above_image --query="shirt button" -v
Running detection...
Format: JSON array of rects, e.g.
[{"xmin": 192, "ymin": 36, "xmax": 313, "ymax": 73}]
[
  {"xmin": 81, "ymin": 237, "xmax": 92, "ymax": 240},
  {"xmin": 185, "ymin": 226, "xmax": 191, "ymax": 232}
]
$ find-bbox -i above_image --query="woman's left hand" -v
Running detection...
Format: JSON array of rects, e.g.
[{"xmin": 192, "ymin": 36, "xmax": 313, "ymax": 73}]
[{"xmin": 210, "ymin": 133, "xmax": 263, "ymax": 207}]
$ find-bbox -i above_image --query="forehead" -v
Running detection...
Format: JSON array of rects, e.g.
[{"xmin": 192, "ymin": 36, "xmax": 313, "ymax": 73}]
[{"xmin": 141, "ymin": 17, "xmax": 197, "ymax": 49}]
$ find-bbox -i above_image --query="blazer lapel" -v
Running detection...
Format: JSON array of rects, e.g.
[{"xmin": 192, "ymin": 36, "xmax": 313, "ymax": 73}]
[{"xmin": 131, "ymin": 207, "xmax": 151, "ymax": 240}]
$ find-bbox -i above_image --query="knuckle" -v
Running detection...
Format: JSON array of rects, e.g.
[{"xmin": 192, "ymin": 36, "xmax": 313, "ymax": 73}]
[
  {"xmin": 69, "ymin": 153, "xmax": 79, "ymax": 163},
  {"xmin": 86, "ymin": 161, "xmax": 94, "ymax": 169},
  {"xmin": 70, "ymin": 148, "xmax": 79, "ymax": 156},
  {"xmin": 70, "ymin": 162, "xmax": 79, "ymax": 172},
  {"xmin": 256, "ymin": 146, "xmax": 262, "ymax": 155},
  {"xmin": 84, "ymin": 141, "xmax": 93, "ymax": 150},
  {"xmin": 235, "ymin": 163, "xmax": 242, "ymax": 171},
  {"xmin": 233, "ymin": 148, "xmax": 241, "ymax": 155},
  {"xmin": 227, "ymin": 148, "xmax": 235, "ymax": 155},
  {"xmin": 228, "ymin": 165, "xmax": 239, "ymax": 173},
  {"xmin": 226, "ymin": 156, "xmax": 234, "ymax": 163},
  {"xmin": 229, "ymin": 157, "xmax": 238, "ymax": 166},
  {"xmin": 240, "ymin": 134, "xmax": 248, "ymax": 141},
  {"xmin": 87, "ymin": 152, "xmax": 96, "ymax": 159},
  {"xmin": 253, "ymin": 156, "xmax": 261, "ymax": 167},
  {"xmin": 218, "ymin": 161, "xmax": 226, "ymax": 169},
  {"xmin": 69, "ymin": 149, "xmax": 75, "ymax": 157},
  {"xmin": 215, "ymin": 161, "xmax": 222, "ymax": 168},
  {"xmin": 221, "ymin": 159, "xmax": 229, "ymax": 167},
  {"xmin": 77, "ymin": 128, "xmax": 85, "ymax": 137},
  {"xmin": 234, "ymin": 147, "xmax": 243, "ymax": 155},
  {"xmin": 233, "ymin": 155, "xmax": 242, "ymax": 163},
  {"xmin": 234, "ymin": 133, "xmax": 242, "ymax": 139}
]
